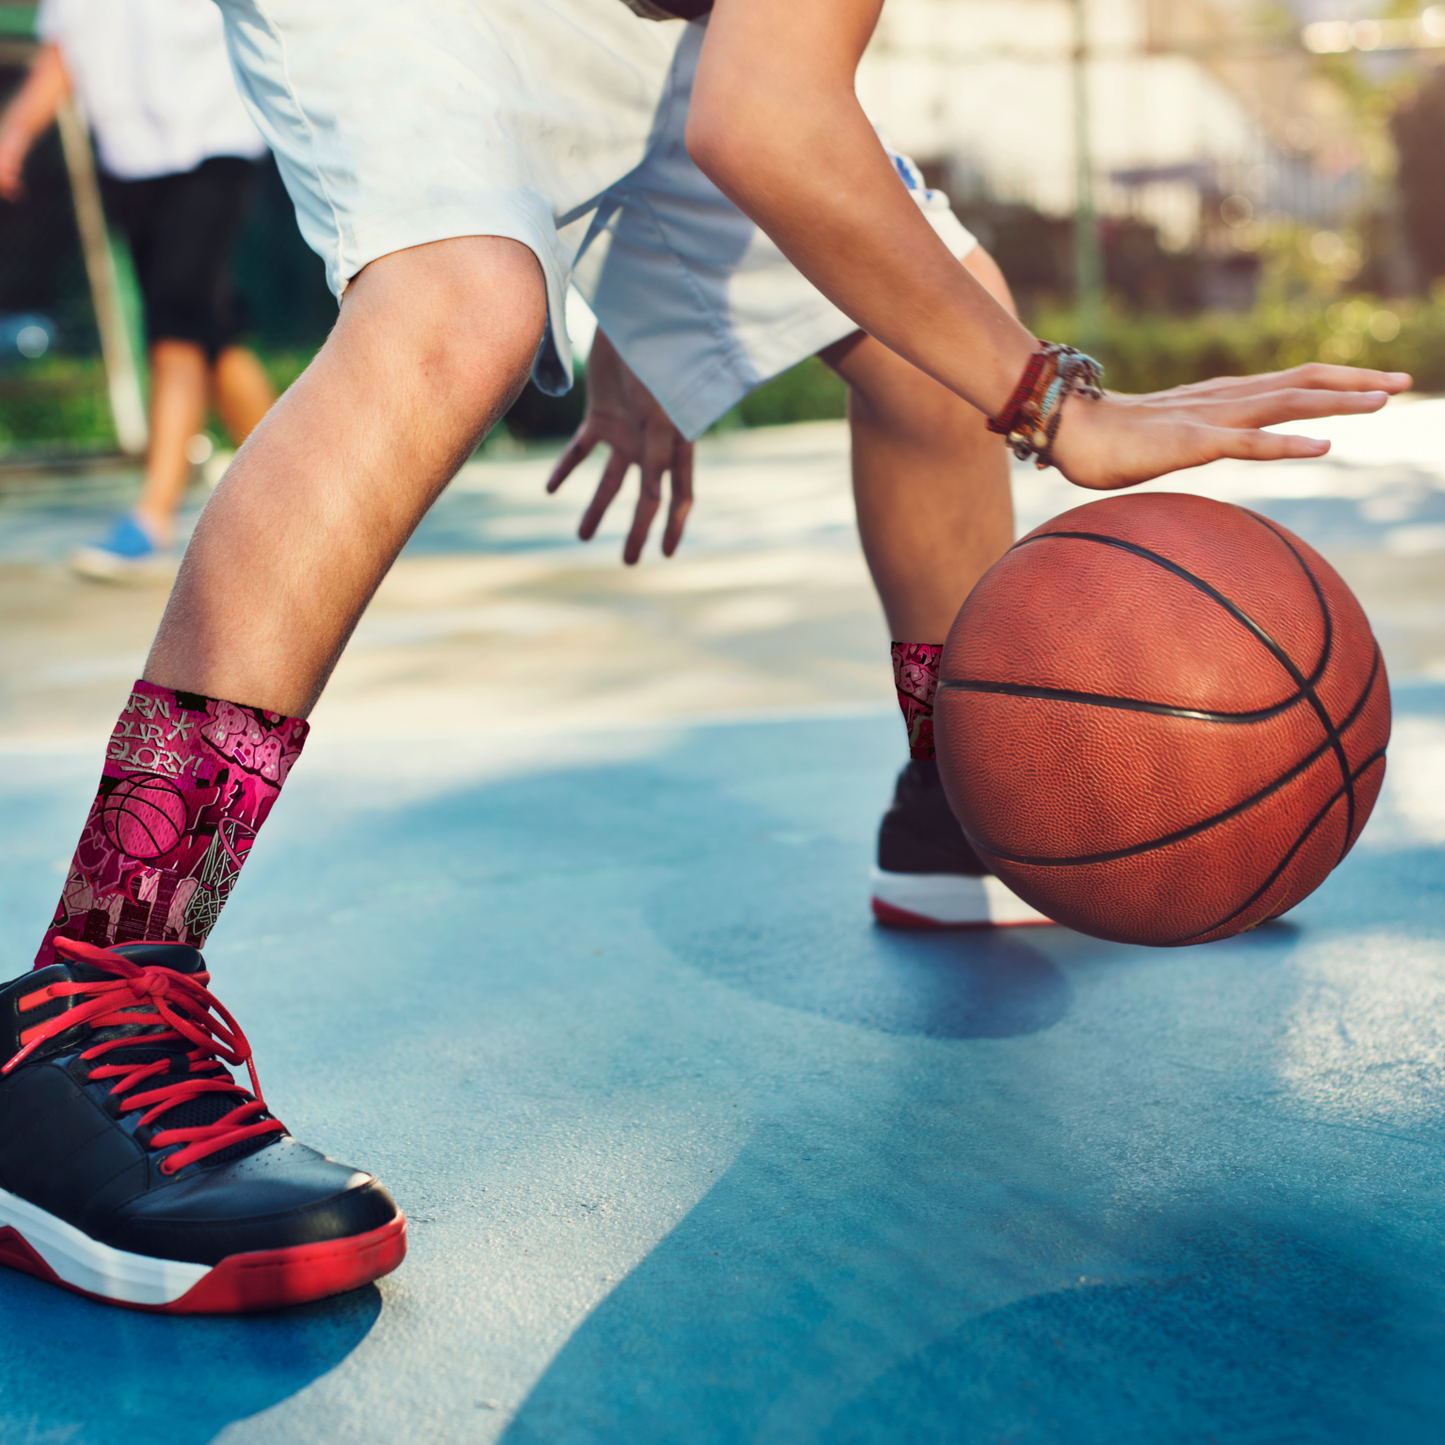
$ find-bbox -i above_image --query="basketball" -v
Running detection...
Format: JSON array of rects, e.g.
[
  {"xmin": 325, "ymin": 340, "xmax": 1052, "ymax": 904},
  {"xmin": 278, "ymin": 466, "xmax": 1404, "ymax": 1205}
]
[
  {"xmin": 99, "ymin": 773, "xmax": 189, "ymax": 862},
  {"xmin": 935, "ymin": 492, "xmax": 1391, "ymax": 947}
]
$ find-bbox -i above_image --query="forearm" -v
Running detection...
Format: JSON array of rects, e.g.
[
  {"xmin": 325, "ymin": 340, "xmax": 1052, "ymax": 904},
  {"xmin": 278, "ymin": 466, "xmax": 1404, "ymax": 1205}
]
[
  {"xmin": 689, "ymin": 0, "xmax": 1034, "ymax": 418},
  {"xmin": 0, "ymin": 44, "xmax": 70, "ymax": 156}
]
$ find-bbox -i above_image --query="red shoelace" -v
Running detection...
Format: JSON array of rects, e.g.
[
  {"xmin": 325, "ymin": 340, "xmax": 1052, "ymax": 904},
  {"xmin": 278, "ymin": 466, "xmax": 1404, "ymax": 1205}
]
[{"xmin": 3, "ymin": 939, "xmax": 285, "ymax": 1173}]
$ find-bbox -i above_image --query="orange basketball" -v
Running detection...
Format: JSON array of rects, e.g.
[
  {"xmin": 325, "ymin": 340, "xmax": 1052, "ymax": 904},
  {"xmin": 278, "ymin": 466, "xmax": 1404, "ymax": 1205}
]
[{"xmin": 935, "ymin": 493, "xmax": 1391, "ymax": 946}]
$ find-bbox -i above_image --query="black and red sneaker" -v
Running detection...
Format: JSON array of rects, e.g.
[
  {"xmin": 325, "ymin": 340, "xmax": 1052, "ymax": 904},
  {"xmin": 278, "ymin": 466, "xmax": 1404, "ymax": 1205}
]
[
  {"xmin": 0, "ymin": 938, "xmax": 405, "ymax": 1313},
  {"xmin": 870, "ymin": 760, "xmax": 1052, "ymax": 928}
]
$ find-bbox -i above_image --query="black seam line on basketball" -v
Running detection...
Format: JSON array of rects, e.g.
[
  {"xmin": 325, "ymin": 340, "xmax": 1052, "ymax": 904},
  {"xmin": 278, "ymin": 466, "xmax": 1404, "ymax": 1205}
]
[
  {"xmin": 1007, "ymin": 529, "xmax": 1330, "ymax": 690},
  {"xmin": 1167, "ymin": 746, "xmax": 1387, "ymax": 947},
  {"xmin": 1242, "ymin": 510, "xmax": 1356, "ymax": 861},
  {"xmin": 972, "ymin": 644, "xmax": 1382, "ymax": 868},
  {"xmin": 937, "ymin": 678, "xmax": 1312, "ymax": 725},
  {"xmin": 1014, "ymin": 528, "xmax": 1354, "ymax": 851}
]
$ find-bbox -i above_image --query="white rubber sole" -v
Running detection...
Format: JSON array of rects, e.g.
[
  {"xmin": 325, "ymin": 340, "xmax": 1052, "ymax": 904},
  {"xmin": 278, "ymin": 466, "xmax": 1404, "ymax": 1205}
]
[
  {"xmin": 69, "ymin": 546, "xmax": 176, "ymax": 583},
  {"xmin": 870, "ymin": 866, "xmax": 1053, "ymax": 928},
  {"xmin": 0, "ymin": 1185, "xmax": 207, "ymax": 1307},
  {"xmin": 0, "ymin": 1182, "xmax": 408, "ymax": 1314}
]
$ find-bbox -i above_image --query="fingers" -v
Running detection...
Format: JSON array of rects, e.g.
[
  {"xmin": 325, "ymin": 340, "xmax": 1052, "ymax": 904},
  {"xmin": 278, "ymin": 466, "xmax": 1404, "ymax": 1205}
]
[
  {"xmin": 1275, "ymin": 362, "xmax": 1411, "ymax": 394},
  {"xmin": 558, "ymin": 421, "xmax": 691, "ymax": 562},
  {"xmin": 622, "ymin": 428, "xmax": 673, "ymax": 565},
  {"xmin": 1145, "ymin": 363, "xmax": 1411, "ymax": 407},
  {"xmin": 545, "ymin": 428, "xmax": 598, "ymax": 494},
  {"xmin": 578, "ymin": 449, "xmax": 630, "ymax": 541},
  {"xmin": 623, "ymin": 484, "xmax": 661, "ymax": 565},
  {"xmin": 1211, "ymin": 428, "xmax": 1331, "ymax": 462},
  {"xmin": 1207, "ymin": 386, "xmax": 1391, "ymax": 430},
  {"xmin": 661, "ymin": 437, "xmax": 695, "ymax": 557},
  {"xmin": 1053, "ymin": 391, "xmax": 1346, "ymax": 490}
]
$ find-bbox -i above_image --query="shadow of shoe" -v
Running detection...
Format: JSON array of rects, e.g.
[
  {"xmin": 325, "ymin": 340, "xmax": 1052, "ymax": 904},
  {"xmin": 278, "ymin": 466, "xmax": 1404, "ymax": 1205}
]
[
  {"xmin": 0, "ymin": 1274, "xmax": 381, "ymax": 1445},
  {"xmin": 650, "ymin": 837, "xmax": 1072, "ymax": 1039}
]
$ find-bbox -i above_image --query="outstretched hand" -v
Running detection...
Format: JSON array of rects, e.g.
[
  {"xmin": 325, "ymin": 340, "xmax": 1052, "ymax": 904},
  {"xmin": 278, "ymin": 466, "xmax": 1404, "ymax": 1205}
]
[
  {"xmin": 546, "ymin": 329, "xmax": 694, "ymax": 564},
  {"xmin": 1051, "ymin": 363, "xmax": 1412, "ymax": 490}
]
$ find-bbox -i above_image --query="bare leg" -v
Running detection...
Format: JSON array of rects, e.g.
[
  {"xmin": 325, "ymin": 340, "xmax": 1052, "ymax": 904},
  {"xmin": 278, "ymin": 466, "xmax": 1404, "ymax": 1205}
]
[
  {"xmin": 837, "ymin": 250, "xmax": 1042, "ymax": 923},
  {"xmin": 134, "ymin": 339, "xmax": 209, "ymax": 546},
  {"xmin": 211, "ymin": 345, "xmax": 277, "ymax": 444},
  {"xmin": 146, "ymin": 236, "xmax": 546, "ymax": 716},
  {"xmin": 823, "ymin": 246, "xmax": 1018, "ymax": 643}
]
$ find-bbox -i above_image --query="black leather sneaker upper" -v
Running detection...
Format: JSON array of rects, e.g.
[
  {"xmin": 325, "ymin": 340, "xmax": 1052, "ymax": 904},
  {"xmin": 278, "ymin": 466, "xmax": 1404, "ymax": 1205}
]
[
  {"xmin": 0, "ymin": 943, "xmax": 396, "ymax": 1265},
  {"xmin": 877, "ymin": 759, "xmax": 990, "ymax": 876}
]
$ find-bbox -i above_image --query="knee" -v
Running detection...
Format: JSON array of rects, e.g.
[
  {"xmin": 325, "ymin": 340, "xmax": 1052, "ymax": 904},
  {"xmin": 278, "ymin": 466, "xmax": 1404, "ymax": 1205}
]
[
  {"xmin": 342, "ymin": 236, "xmax": 549, "ymax": 422},
  {"xmin": 849, "ymin": 352, "xmax": 992, "ymax": 449}
]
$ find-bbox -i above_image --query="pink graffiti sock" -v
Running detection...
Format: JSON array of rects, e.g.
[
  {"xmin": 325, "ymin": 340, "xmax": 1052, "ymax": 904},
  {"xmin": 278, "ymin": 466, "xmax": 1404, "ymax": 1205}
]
[
  {"xmin": 891, "ymin": 642, "xmax": 943, "ymax": 762},
  {"xmin": 35, "ymin": 680, "xmax": 308, "ymax": 970}
]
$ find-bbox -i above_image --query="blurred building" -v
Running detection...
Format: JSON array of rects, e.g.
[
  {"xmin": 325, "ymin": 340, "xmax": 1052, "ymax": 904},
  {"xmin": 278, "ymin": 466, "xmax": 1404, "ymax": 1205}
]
[{"xmin": 858, "ymin": 0, "xmax": 1367, "ymax": 274}]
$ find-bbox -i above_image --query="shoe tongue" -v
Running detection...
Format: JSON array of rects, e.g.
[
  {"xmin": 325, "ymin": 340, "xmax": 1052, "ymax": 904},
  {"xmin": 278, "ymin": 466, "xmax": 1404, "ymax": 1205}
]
[
  {"xmin": 106, "ymin": 943, "xmax": 207, "ymax": 976},
  {"xmin": 65, "ymin": 943, "xmax": 208, "ymax": 1035},
  {"xmin": 48, "ymin": 942, "xmax": 208, "ymax": 1052}
]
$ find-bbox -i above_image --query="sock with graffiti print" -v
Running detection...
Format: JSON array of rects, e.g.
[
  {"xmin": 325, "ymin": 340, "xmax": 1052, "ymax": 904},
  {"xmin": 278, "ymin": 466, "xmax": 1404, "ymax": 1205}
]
[
  {"xmin": 34, "ymin": 680, "xmax": 308, "ymax": 969},
  {"xmin": 891, "ymin": 641, "xmax": 943, "ymax": 762}
]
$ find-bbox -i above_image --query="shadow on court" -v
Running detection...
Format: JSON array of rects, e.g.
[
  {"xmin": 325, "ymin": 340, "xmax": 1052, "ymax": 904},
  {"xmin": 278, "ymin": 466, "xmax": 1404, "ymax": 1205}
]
[
  {"xmin": 493, "ymin": 769, "xmax": 1443, "ymax": 1444},
  {"xmin": 0, "ymin": 1277, "xmax": 381, "ymax": 1444},
  {"xmin": 652, "ymin": 847, "xmax": 1072, "ymax": 1040},
  {"xmin": 0, "ymin": 705, "xmax": 1442, "ymax": 1443},
  {"xmin": 500, "ymin": 1188, "xmax": 1443, "ymax": 1445}
]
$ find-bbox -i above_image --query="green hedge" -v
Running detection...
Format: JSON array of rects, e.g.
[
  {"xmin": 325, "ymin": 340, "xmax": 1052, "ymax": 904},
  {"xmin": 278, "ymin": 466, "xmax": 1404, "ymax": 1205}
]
[
  {"xmin": 1032, "ymin": 296, "xmax": 1445, "ymax": 394},
  {"xmin": 713, "ymin": 355, "xmax": 847, "ymax": 430},
  {"xmin": 0, "ymin": 355, "xmax": 112, "ymax": 449},
  {"xmin": 696, "ymin": 292, "xmax": 1445, "ymax": 428},
  {"xmin": 3, "ymin": 302, "xmax": 1441, "ymax": 451},
  {"xmin": 0, "ymin": 348, "xmax": 318, "ymax": 450}
]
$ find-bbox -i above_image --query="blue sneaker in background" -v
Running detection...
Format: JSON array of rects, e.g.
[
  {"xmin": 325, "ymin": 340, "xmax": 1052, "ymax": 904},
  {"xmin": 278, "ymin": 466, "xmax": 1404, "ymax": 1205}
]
[{"xmin": 70, "ymin": 513, "xmax": 174, "ymax": 582}]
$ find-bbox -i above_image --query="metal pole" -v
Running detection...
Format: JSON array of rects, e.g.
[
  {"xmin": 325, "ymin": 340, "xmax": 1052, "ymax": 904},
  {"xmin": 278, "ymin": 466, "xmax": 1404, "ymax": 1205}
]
[
  {"xmin": 55, "ymin": 98, "xmax": 148, "ymax": 455},
  {"xmin": 1072, "ymin": 0, "xmax": 1104, "ymax": 356}
]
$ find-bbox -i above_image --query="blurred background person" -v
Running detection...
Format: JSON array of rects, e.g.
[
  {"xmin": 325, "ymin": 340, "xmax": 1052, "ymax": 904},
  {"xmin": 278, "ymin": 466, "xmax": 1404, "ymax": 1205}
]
[{"xmin": 0, "ymin": 0, "xmax": 276, "ymax": 580}]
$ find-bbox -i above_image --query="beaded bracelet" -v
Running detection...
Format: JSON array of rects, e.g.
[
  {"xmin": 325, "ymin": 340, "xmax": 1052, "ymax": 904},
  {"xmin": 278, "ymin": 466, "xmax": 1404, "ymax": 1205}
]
[{"xmin": 986, "ymin": 342, "xmax": 1104, "ymax": 470}]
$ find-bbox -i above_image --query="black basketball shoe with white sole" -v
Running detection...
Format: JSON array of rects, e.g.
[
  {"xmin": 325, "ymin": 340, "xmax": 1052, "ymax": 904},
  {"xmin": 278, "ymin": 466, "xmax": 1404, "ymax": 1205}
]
[
  {"xmin": 870, "ymin": 759, "xmax": 1052, "ymax": 928},
  {"xmin": 0, "ymin": 938, "xmax": 405, "ymax": 1312}
]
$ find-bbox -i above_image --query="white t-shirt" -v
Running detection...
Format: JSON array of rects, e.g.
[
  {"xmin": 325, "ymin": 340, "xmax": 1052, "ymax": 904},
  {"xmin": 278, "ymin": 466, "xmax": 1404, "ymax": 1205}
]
[{"xmin": 37, "ymin": 0, "xmax": 266, "ymax": 181}]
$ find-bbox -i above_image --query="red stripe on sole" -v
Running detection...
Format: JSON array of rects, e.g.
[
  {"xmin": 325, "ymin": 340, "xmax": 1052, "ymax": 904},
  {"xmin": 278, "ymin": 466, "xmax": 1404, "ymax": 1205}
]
[
  {"xmin": 0, "ymin": 1225, "xmax": 57, "ymax": 1283},
  {"xmin": 0, "ymin": 1212, "xmax": 407, "ymax": 1314}
]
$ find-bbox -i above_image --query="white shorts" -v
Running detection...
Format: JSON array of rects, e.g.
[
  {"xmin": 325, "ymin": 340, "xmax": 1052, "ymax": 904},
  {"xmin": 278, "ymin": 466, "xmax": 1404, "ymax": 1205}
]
[{"xmin": 218, "ymin": 0, "xmax": 978, "ymax": 438}]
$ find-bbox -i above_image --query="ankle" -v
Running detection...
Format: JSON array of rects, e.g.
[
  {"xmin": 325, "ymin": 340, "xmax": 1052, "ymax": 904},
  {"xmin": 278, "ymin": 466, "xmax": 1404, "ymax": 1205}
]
[
  {"xmin": 35, "ymin": 681, "xmax": 308, "ymax": 970},
  {"xmin": 891, "ymin": 642, "xmax": 944, "ymax": 761},
  {"xmin": 130, "ymin": 508, "xmax": 174, "ymax": 548}
]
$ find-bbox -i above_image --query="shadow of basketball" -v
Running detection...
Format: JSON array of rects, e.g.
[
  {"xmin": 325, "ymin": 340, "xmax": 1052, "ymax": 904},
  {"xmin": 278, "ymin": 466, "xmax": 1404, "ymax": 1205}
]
[{"xmin": 647, "ymin": 837, "xmax": 1072, "ymax": 1040}]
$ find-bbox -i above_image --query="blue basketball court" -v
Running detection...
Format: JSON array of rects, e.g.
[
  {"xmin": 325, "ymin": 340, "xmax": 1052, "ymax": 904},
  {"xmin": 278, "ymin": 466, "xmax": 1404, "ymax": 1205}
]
[{"xmin": 1, "ymin": 413, "xmax": 1443, "ymax": 1442}]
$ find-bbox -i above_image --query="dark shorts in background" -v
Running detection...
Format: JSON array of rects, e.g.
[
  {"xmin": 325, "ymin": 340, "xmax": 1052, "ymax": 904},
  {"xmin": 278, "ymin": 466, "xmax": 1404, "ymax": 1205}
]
[{"xmin": 101, "ymin": 155, "xmax": 260, "ymax": 360}]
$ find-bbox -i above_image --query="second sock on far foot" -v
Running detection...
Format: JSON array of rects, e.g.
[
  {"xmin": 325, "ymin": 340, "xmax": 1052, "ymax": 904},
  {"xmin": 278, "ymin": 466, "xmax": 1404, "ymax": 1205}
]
[{"xmin": 891, "ymin": 641, "xmax": 943, "ymax": 762}]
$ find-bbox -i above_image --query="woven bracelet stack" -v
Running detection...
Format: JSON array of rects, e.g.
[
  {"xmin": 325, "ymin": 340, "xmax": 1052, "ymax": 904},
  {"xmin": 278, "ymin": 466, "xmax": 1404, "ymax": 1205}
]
[{"xmin": 986, "ymin": 342, "xmax": 1104, "ymax": 470}]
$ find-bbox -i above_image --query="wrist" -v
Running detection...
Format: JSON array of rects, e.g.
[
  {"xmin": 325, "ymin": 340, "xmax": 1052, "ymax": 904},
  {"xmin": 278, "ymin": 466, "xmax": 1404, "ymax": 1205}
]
[
  {"xmin": 986, "ymin": 342, "xmax": 1104, "ymax": 470},
  {"xmin": 1046, "ymin": 388, "xmax": 1126, "ymax": 491}
]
